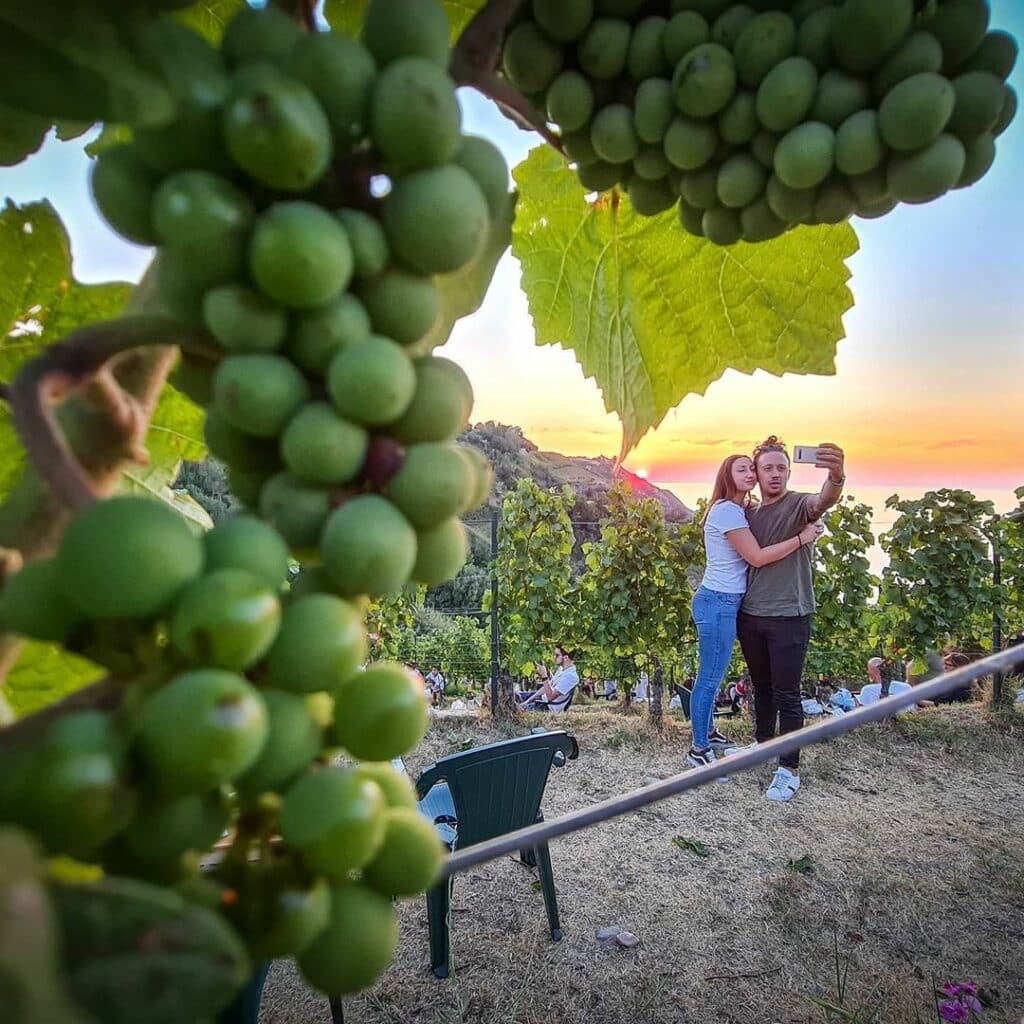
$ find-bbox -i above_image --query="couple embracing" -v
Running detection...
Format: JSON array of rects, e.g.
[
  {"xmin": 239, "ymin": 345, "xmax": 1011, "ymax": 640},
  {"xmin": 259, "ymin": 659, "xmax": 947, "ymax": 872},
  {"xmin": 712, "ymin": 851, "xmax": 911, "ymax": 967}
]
[{"xmin": 688, "ymin": 437, "xmax": 846, "ymax": 803}]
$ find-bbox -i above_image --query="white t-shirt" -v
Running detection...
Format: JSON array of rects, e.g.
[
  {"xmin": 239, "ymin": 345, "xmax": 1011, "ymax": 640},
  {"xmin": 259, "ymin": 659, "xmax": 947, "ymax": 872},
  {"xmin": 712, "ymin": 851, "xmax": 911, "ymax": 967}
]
[
  {"xmin": 541, "ymin": 664, "xmax": 579, "ymax": 712},
  {"xmin": 635, "ymin": 672, "xmax": 649, "ymax": 700},
  {"xmin": 857, "ymin": 681, "xmax": 912, "ymax": 706},
  {"xmin": 700, "ymin": 500, "xmax": 750, "ymax": 594}
]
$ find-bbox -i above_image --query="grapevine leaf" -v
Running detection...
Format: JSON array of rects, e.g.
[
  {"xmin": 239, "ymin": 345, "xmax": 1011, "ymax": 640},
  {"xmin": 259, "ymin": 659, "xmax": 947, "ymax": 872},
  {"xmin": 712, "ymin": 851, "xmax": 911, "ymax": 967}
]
[
  {"xmin": 175, "ymin": 0, "xmax": 247, "ymax": 43},
  {"xmin": 3, "ymin": 641, "xmax": 104, "ymax": 718},
  {"xmin": 0, "ymin": 105, "xmax": 49, "ymax": 167},
  {"xmin": 419, "ymin": 189, "xmax": 515, "ymax": 353},
  {"xmin": 511, "ymin": 146, "xmax": 859, "ymax": 458},
  {"xmin": 323, "ymin": 0, "xmax": 486, "ymax": 42}
]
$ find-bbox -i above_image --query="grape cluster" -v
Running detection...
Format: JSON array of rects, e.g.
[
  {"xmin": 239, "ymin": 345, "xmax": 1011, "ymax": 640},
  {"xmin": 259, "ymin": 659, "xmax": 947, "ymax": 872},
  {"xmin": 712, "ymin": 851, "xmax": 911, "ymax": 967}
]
[
  {"xmin": 91, "ymin": 0, "xmax": 499, "ymax": 592},
  {"xmin": 0, "ymin": 497, "xmax": 442, "ymax": 999},
  {"xmin": 503, "ymin": 0, "xmax": 1018, "ymax": 244}
]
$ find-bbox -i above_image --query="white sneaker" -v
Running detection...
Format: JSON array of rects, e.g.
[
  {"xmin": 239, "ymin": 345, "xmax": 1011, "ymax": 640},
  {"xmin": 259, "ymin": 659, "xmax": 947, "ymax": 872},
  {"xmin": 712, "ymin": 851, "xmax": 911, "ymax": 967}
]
[{"xmin": 765, "ymin": 767, "xmax": 800, "ymax": 802}]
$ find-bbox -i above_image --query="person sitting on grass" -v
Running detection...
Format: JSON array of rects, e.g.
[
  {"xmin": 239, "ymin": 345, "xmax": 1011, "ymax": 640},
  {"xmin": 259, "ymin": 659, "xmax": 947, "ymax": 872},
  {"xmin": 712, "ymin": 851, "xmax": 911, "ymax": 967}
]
[{"xmin": 517, "ymin": 644, "xmax": 579, "ymax": 713}]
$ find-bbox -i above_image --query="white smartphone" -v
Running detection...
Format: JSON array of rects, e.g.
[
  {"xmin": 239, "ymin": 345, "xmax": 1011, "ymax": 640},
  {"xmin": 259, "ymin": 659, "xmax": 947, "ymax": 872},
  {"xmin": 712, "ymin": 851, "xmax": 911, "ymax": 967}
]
[{"xmin": 792, "ymin": 445, "xmax": 820, "ymax": 465}]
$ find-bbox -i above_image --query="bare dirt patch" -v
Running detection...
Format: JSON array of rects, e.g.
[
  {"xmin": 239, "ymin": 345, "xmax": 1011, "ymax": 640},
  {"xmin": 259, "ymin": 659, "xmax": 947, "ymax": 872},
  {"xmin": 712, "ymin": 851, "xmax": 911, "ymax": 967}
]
[{"xmin": 259, "ymin": 705, "xmax": 1024, "ymax": 1024}]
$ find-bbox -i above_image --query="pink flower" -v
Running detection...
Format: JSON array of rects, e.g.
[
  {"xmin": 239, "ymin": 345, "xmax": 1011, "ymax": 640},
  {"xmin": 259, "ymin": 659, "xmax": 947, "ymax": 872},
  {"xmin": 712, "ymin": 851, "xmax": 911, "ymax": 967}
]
[{"xmin": 939, "ymin": 1001, "xmax": 969, "ymax": 1023}]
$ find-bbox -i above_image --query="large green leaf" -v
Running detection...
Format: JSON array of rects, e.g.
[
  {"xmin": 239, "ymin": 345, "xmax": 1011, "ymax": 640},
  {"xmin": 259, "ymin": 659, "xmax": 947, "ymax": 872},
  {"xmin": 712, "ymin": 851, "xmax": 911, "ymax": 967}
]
[
  {"xmin": 511, "ymin": 146, "xmax": 859, "ymax": 457},
  {"xmin": 324, "ymin": 0, "xmax": 485, "ymax": 42}
]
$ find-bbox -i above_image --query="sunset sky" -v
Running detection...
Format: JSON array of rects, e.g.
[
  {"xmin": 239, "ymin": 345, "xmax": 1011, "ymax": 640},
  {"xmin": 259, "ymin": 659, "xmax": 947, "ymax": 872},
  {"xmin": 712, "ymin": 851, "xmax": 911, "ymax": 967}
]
[{"xmin": 2, "ymin": 0, "xmax": 1021, "ymax": 515}]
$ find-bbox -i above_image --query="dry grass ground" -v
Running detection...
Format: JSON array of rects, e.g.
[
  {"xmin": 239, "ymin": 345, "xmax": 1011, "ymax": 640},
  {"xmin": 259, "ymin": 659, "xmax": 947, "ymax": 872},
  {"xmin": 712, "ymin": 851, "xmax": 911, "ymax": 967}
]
[{"xmin": 260, "ymin": 704, "xmax": 1024, "ymax": 1024}]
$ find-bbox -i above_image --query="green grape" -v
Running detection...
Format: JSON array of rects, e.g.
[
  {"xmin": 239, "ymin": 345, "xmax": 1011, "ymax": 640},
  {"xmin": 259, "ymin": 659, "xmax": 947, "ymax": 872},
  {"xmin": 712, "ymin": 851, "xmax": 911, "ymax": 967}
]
[
  {"xmin": 320, "ymin": 495, "xmax": 417, "ymax": 597},
  {"xmin": 288, "ymin": 566, "xmax": 341, "ymax": 600},
  {"xmin": 202, "ymin": 284, "xmax": 286, "ymax": 355},
  {"xmin": 258, "ymin": 472, "xmax": 331, "ymax": 554},
  {"xmin": 702, "ymin": 205, "xmax": 742, "ymax": 244},
  {"xmin": 627, "ymin": 16, "xmax": 669, "ymax": 80},
  {"xmin": 711, "ymin": 4, "xmax": 755, "ymax": 50},
  {"xmin": 212, "ymin": 354, "xmax": 310, "ymax": 439},
  {"xmin": 223, "ymin": 66, "xmax": 332, "ymax": 191},
  {"xmin": 501, "ymin": 21, "xmax": 564, "ymax": 95},
  {"xmin": 994, "ymin": 84, "xmax": 1017, "ymax": 137},
  {"xmin": 848, "ymin": 165, "xmax": 890, "ymax": 203},
  {"xmin": 370, "ymin": 57, "xmax": 461, "ymax": 172},
  {"xmin": 288, "ymin": 32, "xmax": 377, "ymax": 150},
  {"xmin": 249, "ymin": 201, "xmax": 354, "ymax": 309},
  {"xmin": 362, "ymin": 808, "xmax": 443, "ymax": 897},
  {"xmin": 773, "ymin": 121, "xmax": 835, "ymax": 189},
  {"xmin": 156, "ymin": 238, "xmax": 246, "ymax": 327},
  {"xmin": 203, "ymin": 515, "xmax": 290, "ymax": 591},
  {"xmin": 0, "ymin": 558, "xmax": 84, "ymax": 643},
  {"xmin": 835, "ymin": 109, "xmax": 885, "ymax": 176},
  {"xmin": 454, "ymin": 135, "xmax": 511, "ymax": 218},
  {"xmin": 633, "ymin": 145, "xmax": 671, "ymax": 180},
  {"xmin": 136, "ymin": 669, "xmax": 268, "ymax": 795},
  {"xmin": 386, "ymin": 441, "xmax": 474, "ymax": 528},
  {"xmin": 280, "ymin": 402, "xmax": 369, "ymax": 486},
  {"xmin": 459, "ymin": 444, "xmax": 494, "ymax": 512},
  {"xmin": 717, "ymin": 152, "xmax": 767, "ymax": 208},
  {"xmin": 280, "ymin": 767, "xmax": 386, "ymax": 877},
  {"xmin": 947, "ymin": 71, "xmax": 1005, "ymax": 140},
  {"xmin": 120, "ymin": 790, "xmax": 229, "ymax": 871},
  {"xmin": 285, "ymin": 292, "xmax": 373, "ymax": 375},
  {"xmin": 534, "ymin": 0, "xmax": 593, "ymax": 43},
  {"xmin": 204, "ymin": 408, "xmax": 279, "ymax": 473},
  {"xmin": 576, "ymin": 160, "xmax": 626, "ymax": 191},
  {"xmin": 878, "ymin": 72, "xmax": 955, "ymax": 152},
  {"xmin": 172, "ymin": 352, "xmax": 217, "ymax": 405},
  {"xmin": 358, "ymin": 268, "xmax": 440, "ymax": 346},
  {"xmin": 680, "ymin": 165, "xmax": 720, "ymax": 209},
  {"xmin": 854, "ymin": 195, "xmax": 898, "ymax": 219},
  {"xmin": 332, "ymin": 662, "xmax": 428, "ymax": 760},
  {"xmin": 796, "ymin": 7, "xmax": 837, "ymax": 72},
  {"xmin": 297, "ymin": 882, "xmax": 397, "ymax": 995},
  {"xmin": 90, "ymin": 144, "xmax": 159, "ymax": 245},
  {"xmin": 918, "ymin": 0, "xmax": 989, "ymax": 73},
  {"xmin": 813, "ymin": 176, "xmax": 856, "ymax": 224},
  {"xmin": 718, "ymin": 90, "xmax": 758, "ymax": 144},
  {"xmin": 57, "ymin": 496, "xmax": 203, "ymax": 620},
  {"xmin": 234, "ymin": 689, "xmax": 323, "ymax": 798},
  {"xmin": 228, "ymin": 465, "xmax": 275, "ymax": 509},
  {"xmin": 221, "ymin": 3, "xmax": 302, "ymax": 67},
  {"xmin": 578, "ymin": 18, "xmax": 631, "ymax": 81},
  {"xmin": 266, "ymin": 593, "xmax": 368, "ymax": 694},
  {"xmin": 678, "ymin": 196, "xmax": 706, "ymax": 236},
  {"xmin": 336, "ymin": 209, "xmax": 389, "ymax": 280},
  {"xmin": 872, "ymin": 31, "xmax": 944, "ymax": 99},
  {"xmin": 134, "ymin": 106, "xmax": 233, "ymax": 175},
  {"xmin": 755, "ymin": 57, "xmax": 817, "ymax": 133},
  {"xmin": 170, "ymin": 568, "xmax": 281, "ymax": 670},
  {"xmin": 664, "ymin": 11, "xmax": 710, "ymax": 65},
  {"xmin": 361, "ymin": 0, "xmax": 451, "ymax": 68},
  {"xmin": 810, "ymin": 70, "xmax": 871, "ymax": 128},
  {"xmin": 765, "ymin": 174, "xmax": 816, "ymax": 221},
  {"xmin": 750, "ymin": 127, "xmax": 779, "ymax": 168},
  {"xmin": 672, "ymin": 43, "xmax": 737, "ymax": 117},
  {"xmin": 590, "ymin": 103, "xmax": 639, "ymax": 163},
  {"xmin": 354, "ymin": 762, "xmax": 418, "ymax": 810},
  {"xmin": 960, "ymin": 30, "xmax": 1018, "ymax": 81},
  {"xmin": 633, "ymin": 78, "xmax": 675, "ymax": 145},
  {"xmin": 627, "ymin": 174, "xmax": 676, "ymax": 215},
  {"xmin": 833, "ymin": 0, "xmax": 914, "ymax": 74},
  {"xmin": 561, "ymin": 127, "xmax": 599, "ymax": 165},
  {"xmin": 887, "ymin": 133, "xmax": 965, "ymax": 204},
  {"xmin": 411, "ymin": 517, "xmax": 468, "ymax": 586},
  {"xmin": 956, "ymin": 132, "xmax": 996, "ymax": 189},
  {"xmin": 326, "ymin": 335, "xmax": 416, "ymax": 426},
  {"xmin": 664, "ymin": 116, "xmax": 718, "ymax": 171},
  {"xmin": 136, "ymin": 18, "xmax": 227, "ymax": 116},
  {"xmin": 387, "ymin": 356, "xmax": 473, "ymax": 444},
  {"xmin": 598, "ymin": 0, "xmax": 644, "ymax": 13},
  {"xmin": 382, "ymin": 164, "xmax": 490, "ymax": 275},
  {"xmin": 733, "ymin": 12, "xmax": 797, "ymax": 87}
]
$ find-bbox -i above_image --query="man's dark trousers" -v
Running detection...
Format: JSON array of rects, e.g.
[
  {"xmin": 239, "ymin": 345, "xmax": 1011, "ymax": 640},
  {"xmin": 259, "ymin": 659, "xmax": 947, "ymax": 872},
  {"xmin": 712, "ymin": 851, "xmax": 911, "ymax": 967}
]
[{"xmin": 737, "ymin": 611, "xmax": 811, "ymax": 770}]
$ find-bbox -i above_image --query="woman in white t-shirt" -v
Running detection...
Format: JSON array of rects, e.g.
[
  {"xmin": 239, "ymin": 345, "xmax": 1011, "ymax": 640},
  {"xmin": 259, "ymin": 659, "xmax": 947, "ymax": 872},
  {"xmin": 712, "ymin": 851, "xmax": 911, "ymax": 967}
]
[{"xmin": 687, "ymin": 455, "xmax": 822, "ymax": 768}]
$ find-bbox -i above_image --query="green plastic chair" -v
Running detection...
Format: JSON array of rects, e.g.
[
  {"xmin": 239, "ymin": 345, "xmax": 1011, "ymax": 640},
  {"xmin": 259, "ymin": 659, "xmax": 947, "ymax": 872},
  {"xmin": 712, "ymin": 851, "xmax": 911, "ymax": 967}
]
[{"xmin": 414, "ymin": 729, "xmax": 579, "ymax": 978}]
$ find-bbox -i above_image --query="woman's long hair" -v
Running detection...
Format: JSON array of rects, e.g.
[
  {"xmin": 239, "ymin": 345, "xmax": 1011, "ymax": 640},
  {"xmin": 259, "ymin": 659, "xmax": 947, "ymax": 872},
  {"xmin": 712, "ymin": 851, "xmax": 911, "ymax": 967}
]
[{"xmin": 703, "ymin": 454, "xmax": 756, "ymax": 524}]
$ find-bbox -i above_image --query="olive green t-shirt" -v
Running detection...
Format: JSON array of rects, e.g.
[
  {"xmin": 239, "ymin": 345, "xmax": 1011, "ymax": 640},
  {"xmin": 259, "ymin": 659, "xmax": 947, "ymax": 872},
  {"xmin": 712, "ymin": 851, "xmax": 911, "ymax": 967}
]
[{"xmin": 741, "ymin": 491, "xmax": 815, "ymax": 617}]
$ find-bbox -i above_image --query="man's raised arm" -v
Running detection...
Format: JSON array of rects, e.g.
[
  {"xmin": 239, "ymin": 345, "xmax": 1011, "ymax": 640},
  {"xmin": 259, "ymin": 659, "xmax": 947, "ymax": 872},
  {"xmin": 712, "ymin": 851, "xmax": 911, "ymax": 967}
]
[{"xmin": 805, "ymin": 442, "xmax": 846, "ymax": 520}]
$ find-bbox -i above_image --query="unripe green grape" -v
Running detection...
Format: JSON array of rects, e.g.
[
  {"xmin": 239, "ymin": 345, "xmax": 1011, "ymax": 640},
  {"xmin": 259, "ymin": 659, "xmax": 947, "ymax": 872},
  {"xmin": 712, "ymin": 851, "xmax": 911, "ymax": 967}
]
[
  {"xmin": 796, "ymin": 7, "xmax": 837, "ymax": 72},
  {"xmin": 765, "ymin": 174, "xmax": 816, "ymax": 222},
  {"xmin": 680, "ymin": 165, "xmax": 719, "ymax": 209},
  {"xmin": 320, "ymin": 495, "xmax": 417, "ymax": 597},
  {"xmin": 710, "ymin": 4, "xmax": 755, "ymax": 50},
  {"xmin": 359, "ymin": 269, "xmax": 440, "ymax": 346},
  {"xmin": 561, "ymin": 127, "xmax": 600, "ymax": 166},
  {"xmin": 960, "ymin": 30, "xmax": 1018, "ymax": 81},
  {"xmin": 223, "ymin": 67, "xmax": 332, "ymax": 192},
  {"xmin": 228, "ymin": 868, "xmax": 330, "ymax": 962},
  {"xmin": 664, "ymin": 116, "xmax": 718, "ymax": 171},
  {"xmin": 917, "ymin": 0, "xmax": 989, "ymax": 73},
  {"xmin": 633, "ymin": 78, "xmax": 674, "ymax": 145},
  {"xmin": 993, "ymin": 85, "xmax": 1017, "ymax": 137},
  {"xmin": 719, "ymin": 90, "xmax": 758, "ymax": 144},
  {"xmin": 90, "ymin": 144, "xmax": 159, "ymax": 245},
  {"xmin": 717, "ymin": 152, "xmax": 766, "ymax": 208},
  {"xmin": 213, "ymin": 354, "xmax": 309, "ymax": 439},
  {"xmin": 361, "ymin": 0, "xmax": 451, "ymax": 68},
  {"xmin": 590, "ymin": 103, "xmax": 639, "ymax": 164},
  {"xmin": 222, "ymin": 3, "xmax": 302, "ymax": 67},
  {"xmin": 627, "ymin": 16, "xmax": 668, "ymax": 80},
  {"xmin": 362, "ymin": 808, "xmax": 443, "ymax": 897},
  {"xmin": 170, "ymin": 568, "xmax": 281, "ymax": 670},
  {"xmin": 546, "ymin": 71, "xmax": 594, "ymax": 132},
  {"xmin": 204, "ymin": 408, "xmax": 280, "ymax": 473},
  {"xmin": 1, "ymin": 558, "xmax": 84, "ymax": 643},
  {"xmin": 627, "ymin": 174, "xmax": 676, "ymax": 215},
  {"xmin": 947, "ymin": 71, "xmax": 1005, "ymax": 140},
  {"xmin": 672, "ymin": 43, "xmax": 737, "ymax": 118},
  {"xmin": 336, "ymin": 209, "xmax": 389, "ymax": 280},
  {"xmin": 172, "ymin": 352, "xmax": 217, "ymax": 405},
  {"xmin": 57, "ymin": 496, "xmax": 203, "ymax": 620},
  {"xmin": 664, "ymin": 11, "xmax": 709, "ymax": 65},
  {"xmin": 534, "ymin": 0, "xmax": 593, "ymax": 43},
  {"xmin": 120, "ymin": 790, "xmax": 229, "ymax": 871},
  {"xmin": 297, "ymin": 882, "xmax": 397, "ymax": 995},
  {"xmin": 872, "ymin": 31, "xmax": 944, "ymax": 99},
  {"xmin": 598, "ymin": 0, "xmax": 644, "ymax": 13},
  {"xmin": 387, "ymin": 441, "xmax": 474, "ymax": 528},
  {"xmin": 454, "ymin": 135, "xmax": 511, "ymax": 219},
  {"xmin": 354, "ymin": 762, "xmax": 418, "ymax": 811},
  {"xmin": 459, "ymin": 445, "xmax": 494, "ymax": 512},
  {"xmin": 833, "ymin": 0, "xmax": 914, "ymax": 75},
  {"xmin": 133, "ymin": 106, "xmax": 232, "ymax": 175},
  {"xmin": 267, "ymin": 593, "xmax": 367, "ymax": 694},
  {"xmin": 835, "ymin": 109, "xmax": 885, "ymax": 176},
  {"xmin": 678, "ymin": 196, "xmax": 706, "ymax": 236},
  {"xmin": 280, "ymin": 402, "xmax": 369, "ymax": 486},
  {"xmin": 578, "ymin": 18, "xmax": 632, "ymax": 81},
  {"xmin": 411, "ymin": 517, "xmax": 468, "ymax": 585},
  {"xmin": 502, "ymin": 21, "xmax": 564, "ymax": 95},
  {"xmin": 702, "ymin": 205, "xmax": 742, "ymax": 245},
  {"xmin": 576, "ymin": 160, "xmax": 625, "ymax": 191},
  {"xmin": 289, "ymin": 566, "xmax": 342, "ymax": 600},
  {"xmin": 756, "ymin": 57, "xmax": 817, "ymax": 133},
  {"xmin": 157, "ymin": 238, "xmax": 246, "ymax": 327},
  {"xmin": 228, "ymin": 465, "xmax": 275, "ymax": 509},
  {"xmin": 733, "ymin": 12, "xmax": 796, "ymax": 88},
  {"xmin": 136, "ymin": 670, "xmax": 268, "ymax": 795},
  {"xmin": 750, "ymin": 127, "xmax": 779, "ymax": 168},
  {"xmin": 848, "ymin": 166, "xmax": 890, "ymax": 204},
  {"xmin": 878, "ymin": 72, "xmax": 955, "ymax": 152},
  {"xmin": 887, "ymin": 133, "xmax": 965, "ymax": 204},
  {"xmin": 370, "ymin": 57, "xmax": 461, "ymax": 172},
  {"xmin": 136, "ymin": 19, "xmax": 228, "ymax": 113},
  {"xmin": 810, "ymin": 70, "xmax": 870, "ymax": 128},
  {"xmin": 203, "ymin": 515, "xmax": 290, "ymax": 592},
  {"xmin": 956, "ymin": 132, "xmax": 996, "ymax": 189},
  {"xmin": 250, "ymin": 201, "xmax": 354, "ymax": 309},
  {"xmin": 258, "ymin": 473, "xmax": 331, "ymax": 553},
  {"xmin": 203, "ymin": 284, "xmax": 286, "ymax": 354},
  {"xmin": 289, "ymin": 32, "xmax": 377, "ymax": 150},
  {"xmin": 773, "ymin": 121, "xmax": 835, "ymax": 189},
  {"xmin": 285, "ymin": 293, "xmax": 373, "ymax": 375},
  {"xmin": 633, "ymin": 145, "xmax": 671, "ymax": 181},
  {"xmin": 327, "ymin": 335, "xmax": 416, "ymax": 426},
  {"xmin": 235, "ymin": 689, "xmax": 324, "ymax": 799},
  {"xmin": 383, "ymin": 165, "xmax": 490, "ymax": 275},
  {"xmin": 281, "ymin": 768, "xmax": 386, "ymax": 878},
  {"xmin": 332, "ymin": 662, "xmax": 428, "ymax": 760},
  {"xmin": 390, "ymin": 356, "xmax": 473, "ymax": 444},
  {"xmin": 813, "ymin": 177, "xmax": 855, "ymax": 224}
]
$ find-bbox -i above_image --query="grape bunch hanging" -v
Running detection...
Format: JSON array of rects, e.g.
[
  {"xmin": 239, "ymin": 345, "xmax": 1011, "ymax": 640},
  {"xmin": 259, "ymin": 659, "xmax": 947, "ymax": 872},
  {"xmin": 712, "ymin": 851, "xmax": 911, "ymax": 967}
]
[
  {"xmin": 1, "ymin": 0, "xmax": 502, "ymax": 1011},
  {"xmin": 503, "ymin": 0, "xmax": 1018, "ymax": 244}
]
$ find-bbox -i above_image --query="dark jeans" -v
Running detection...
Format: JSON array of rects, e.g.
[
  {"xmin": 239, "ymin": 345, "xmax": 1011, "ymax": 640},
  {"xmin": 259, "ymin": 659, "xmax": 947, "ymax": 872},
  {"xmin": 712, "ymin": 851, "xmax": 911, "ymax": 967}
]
[{"xmin": 737, "ymin": 611, "xmax": 812, "ymax": 770}]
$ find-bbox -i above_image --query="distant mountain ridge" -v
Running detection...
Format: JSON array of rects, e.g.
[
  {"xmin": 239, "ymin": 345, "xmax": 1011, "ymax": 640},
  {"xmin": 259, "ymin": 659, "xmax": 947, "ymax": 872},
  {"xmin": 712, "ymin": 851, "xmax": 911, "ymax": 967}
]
[{"xmin": 460, "ymin": 422, "xmax": 693, "ymax": 523}]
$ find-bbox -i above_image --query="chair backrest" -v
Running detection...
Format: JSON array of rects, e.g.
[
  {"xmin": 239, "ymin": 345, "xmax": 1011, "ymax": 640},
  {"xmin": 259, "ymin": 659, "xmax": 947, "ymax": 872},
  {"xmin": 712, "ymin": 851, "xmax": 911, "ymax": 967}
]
[
  {"xmin": 415, "ymin": 731, "xmax": 578, "ymax": 850},
  {"xmin": 672, "ymin": 684, "xmax": 692, "ymax": 720}
]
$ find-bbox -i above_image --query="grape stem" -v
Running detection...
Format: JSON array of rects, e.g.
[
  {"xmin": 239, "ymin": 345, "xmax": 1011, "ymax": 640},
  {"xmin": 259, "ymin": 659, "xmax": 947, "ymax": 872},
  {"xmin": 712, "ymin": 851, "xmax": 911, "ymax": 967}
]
[{"xmin": 8, "ymin": 316, "xmax": 218, "ymax": 512}]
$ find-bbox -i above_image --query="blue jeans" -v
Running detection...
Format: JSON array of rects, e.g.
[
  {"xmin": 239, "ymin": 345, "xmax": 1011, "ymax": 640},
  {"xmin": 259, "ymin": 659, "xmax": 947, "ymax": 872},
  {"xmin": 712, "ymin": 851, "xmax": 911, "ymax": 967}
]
[{"xmin": 691, "ymin": 586, "xmax": 743, "ymax": 750}]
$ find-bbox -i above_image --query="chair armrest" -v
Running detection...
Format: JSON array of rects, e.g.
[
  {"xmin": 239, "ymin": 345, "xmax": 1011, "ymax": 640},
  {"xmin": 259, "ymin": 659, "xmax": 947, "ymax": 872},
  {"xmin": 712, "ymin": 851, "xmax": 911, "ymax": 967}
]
[{"xmin": 414, "ymin": 762, "xmax": 443, "ymax": 799}]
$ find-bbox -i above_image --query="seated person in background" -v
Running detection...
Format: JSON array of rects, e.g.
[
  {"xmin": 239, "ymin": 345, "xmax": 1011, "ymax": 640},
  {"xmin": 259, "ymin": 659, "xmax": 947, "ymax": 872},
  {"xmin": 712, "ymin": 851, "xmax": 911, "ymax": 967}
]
[
  {"xmin": 517, "ymin": 644, "xmax": 579, "ymax": 713},
  {"xmin": 634, "ymin": 671, "xmax": 649, "ymax": 702},
  {"xmin": 602, "ymin": 678, "xmax": 618, "ymax": 700},
  {"xmin": 933, "ymin": 649, "xmax": 975, "ymax": 704},
  {"xmin": 580, "ymin": 676, "xmax": 595, "ymax": 698},
  {"xmin": 857, "ymin": 657, "xmax": 912, "ymax": 705}
]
